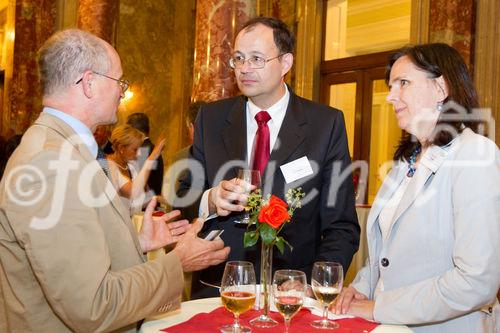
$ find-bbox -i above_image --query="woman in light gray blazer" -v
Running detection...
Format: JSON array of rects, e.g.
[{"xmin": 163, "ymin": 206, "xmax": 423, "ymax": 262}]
[{"xmin": 335, "ymin": 43, "xmax": 499, "ymax": 332}]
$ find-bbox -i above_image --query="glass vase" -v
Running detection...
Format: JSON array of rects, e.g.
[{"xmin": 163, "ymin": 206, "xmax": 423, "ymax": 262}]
[{"xmin": 250, "ymin": 242, "xmax": 278, "ymax": 328}]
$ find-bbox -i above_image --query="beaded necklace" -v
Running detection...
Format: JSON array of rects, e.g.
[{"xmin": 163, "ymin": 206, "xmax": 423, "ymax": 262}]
[{"xmin": 407, "ymin": 145, "xmax": 421, "ymax": 177}]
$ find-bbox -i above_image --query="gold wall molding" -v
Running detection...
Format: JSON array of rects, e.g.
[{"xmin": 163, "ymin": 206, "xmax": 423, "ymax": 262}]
[
  {"xmin": 410, "ymin": 0, "xmax": 430, "ymax": 44},
  {"xmin": 55, "ymin": 0, "xmax": 78, "ymax": 30},
  {"xmin": 474, "ymin": 0, "xmax": 500, "ymax": 144},
  {"xmin": 293, "ymin": 0, "xmax": 323, "ymax": 101}
]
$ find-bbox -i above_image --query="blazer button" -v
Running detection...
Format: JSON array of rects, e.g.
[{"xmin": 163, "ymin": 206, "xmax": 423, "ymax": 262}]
[{"xmin": 381, "ymin": 258, "xmax": 389, "ymax": 267}]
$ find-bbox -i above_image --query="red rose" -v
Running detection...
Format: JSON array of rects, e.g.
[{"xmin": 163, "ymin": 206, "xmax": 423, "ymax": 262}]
[{"xmin": 258, "ymin": 195, "xmax": 290, "ymax": 229}]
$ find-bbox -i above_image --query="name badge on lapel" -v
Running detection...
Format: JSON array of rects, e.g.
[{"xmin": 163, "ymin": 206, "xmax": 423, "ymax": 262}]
[{"xmin": 280, "ymin": 156, "xmax": 313, "ymax": 184}]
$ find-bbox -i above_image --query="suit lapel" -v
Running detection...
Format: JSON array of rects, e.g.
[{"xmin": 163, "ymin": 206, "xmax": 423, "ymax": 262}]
[
  {"xmin": 35, "ymin": 114, "xmax": 145, "ymax": 257},
  {"xmin": 263, "ymin": 93, "xmax": 307, "ymax": 184},
  {"xmin": 387, "ymin": 145, "xmax": 451, "ymax": 238},
  {"xmin": 221, "ymin": 97, "xmax": 248, "ymax": 178},
  {"xmin": 366, "ymin": 162, "xmax": 406, "ymax": 234}
]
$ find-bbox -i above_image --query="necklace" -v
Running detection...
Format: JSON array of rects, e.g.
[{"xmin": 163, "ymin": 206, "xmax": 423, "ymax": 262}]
[
  {"xmin": 407, "ymin": 145, "xmax": 421, "ymax": 177},
  {"xmin": 113, "ymin": 160, "xmax": 128, "ymax": 171}
]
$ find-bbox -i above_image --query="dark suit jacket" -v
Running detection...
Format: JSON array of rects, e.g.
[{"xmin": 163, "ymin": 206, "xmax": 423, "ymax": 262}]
[
  {"xmin": 140, "ymin": 138, "xmax": 164, "ymax": 195},
  {"xmin": 177, "ymin": 91, "xmax": 359, "ymax": 298}
]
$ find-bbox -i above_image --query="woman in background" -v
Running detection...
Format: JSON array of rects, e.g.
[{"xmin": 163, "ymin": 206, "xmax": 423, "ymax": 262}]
[
  {"xmin": 335, "ymin": 43, "xmax": 499, "ymax": 332},
  {"xmin": 107, "ymin": 124, "xmax": 165, "ymax": 215}
]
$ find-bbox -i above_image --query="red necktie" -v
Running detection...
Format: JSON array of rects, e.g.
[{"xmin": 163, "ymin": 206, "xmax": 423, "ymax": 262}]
[{"xmin": 252, "ymin": 111, "xmax": 271, "ymax": 178}]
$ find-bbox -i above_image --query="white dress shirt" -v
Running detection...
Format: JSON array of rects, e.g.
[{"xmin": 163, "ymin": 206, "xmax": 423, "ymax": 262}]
[{"xmin": 199, "ymin": 84, "xmax": 291, "ymax": 218}]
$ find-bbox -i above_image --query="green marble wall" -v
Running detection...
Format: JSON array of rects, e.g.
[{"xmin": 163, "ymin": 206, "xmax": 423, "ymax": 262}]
[{"xmin": 116, "ymin": 0, "xmax": 196, "ymax": 164}]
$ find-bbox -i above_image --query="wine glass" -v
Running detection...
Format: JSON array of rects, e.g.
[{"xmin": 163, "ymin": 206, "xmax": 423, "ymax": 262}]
[
  {"xmin": 234, "ymin": 169, "xmax": 261, "ymax": 224},
  {"xmin": 220, "ymin": 261, "xmax": 257, "ymax": 333},
  {"xmin": 273, "ymin": 270, "xmax": 307, "ymax": 333},
  {"xmin": 310, "ymin": 262, "xmax": 343, "ymax": 329}
]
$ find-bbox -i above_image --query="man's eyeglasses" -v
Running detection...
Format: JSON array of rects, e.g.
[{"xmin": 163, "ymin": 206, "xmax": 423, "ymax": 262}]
[
  {"xmin": 229, "ymin": 54, "xmax": 284, "ymax": 69},
  {"xmin": 75, "ymin": 71, "xmax": 129, "ymax": 93}
]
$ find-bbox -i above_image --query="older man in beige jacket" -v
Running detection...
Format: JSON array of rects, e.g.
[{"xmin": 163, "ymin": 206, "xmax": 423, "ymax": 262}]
[{"xmin": 0, "ymin": 29, "xmax": 229, "ymax": 332}]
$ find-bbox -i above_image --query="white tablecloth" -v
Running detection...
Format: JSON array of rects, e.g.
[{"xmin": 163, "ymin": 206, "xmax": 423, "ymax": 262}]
[{"xmin": 140, "ymin": 297, "xmax": 411, "ymax": 333}]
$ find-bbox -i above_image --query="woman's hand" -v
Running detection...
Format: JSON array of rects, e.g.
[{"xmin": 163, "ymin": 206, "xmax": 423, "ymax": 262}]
[
  {"xmin": 346, "ymin": 300, "xmax": 375, "ymax": 321},
  {"xmin": 148, "ymin": 138, "xmax": 166, "ymax": 161},
  {"xmin": 138, "ymin": 197, "xmax": 190, "ymax": 252},
  {"xmin": 333, "ymin": 286, "xmax": 367, "ymax": 315}
]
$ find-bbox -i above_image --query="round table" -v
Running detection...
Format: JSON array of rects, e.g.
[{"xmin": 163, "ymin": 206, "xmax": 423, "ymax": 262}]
[{"xmin": 140, "ymin": 297, "xmax": 411, "ymax": 333}]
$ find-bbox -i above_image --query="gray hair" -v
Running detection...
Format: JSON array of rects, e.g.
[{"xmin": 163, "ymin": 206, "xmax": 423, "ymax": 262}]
[{"xmin": 37, "ymin": 29, "xmax": 111, "ymax": 96}]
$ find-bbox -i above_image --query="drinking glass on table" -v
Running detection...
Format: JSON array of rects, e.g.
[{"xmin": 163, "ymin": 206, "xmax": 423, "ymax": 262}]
[
  {"xmin": 234, "ymin": 169, "xmax": 261, "ymax": 224},
  {"xmin": 273, "ymin": 270, "xmax": 307, "ymax": 333},
  {"xmin": 220, "ymin": 261, "xmax": 257, "ymax": 333},
  {"xmin": 311, "ymin": 262, "xmax": 343, "ymax": 329}
]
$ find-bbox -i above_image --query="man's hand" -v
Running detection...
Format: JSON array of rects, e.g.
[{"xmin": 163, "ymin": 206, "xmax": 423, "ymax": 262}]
[
  {"xmin": 173, "ymin": 218, "xmax": 230, "ymax": 272},
  {"xmin": 138, "ymin": 198, "xmax": 190, "ymax": 252},
  {"xmin": 333, "ymin": 286, "xmax": 368, "ymax": 315},
  {"xmin": 208, "ymin": 178, "xmax": 252, "ymax": 216}
]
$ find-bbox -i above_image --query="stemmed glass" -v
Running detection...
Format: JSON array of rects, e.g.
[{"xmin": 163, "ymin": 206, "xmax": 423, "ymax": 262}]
[
  {"xmin": 273, "ymin": 270, "xmax": 307, "ymax": 333},
  {"xmin": 234, "ymin": 169, "xmax": 261, "ymax": 224},
  {"xmin": 220, "ymin": 261, "xmax": 257, "ymax": 333},
  {"xmin": 310, "ymin": 262, "xmax": 343, "ymax": 330}
]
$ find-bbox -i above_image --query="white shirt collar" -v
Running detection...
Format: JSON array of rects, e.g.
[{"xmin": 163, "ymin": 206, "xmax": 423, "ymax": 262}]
[
  {"xmin": 247, "ymin": 84, "xmax": 290, "ymax": 124},
  {"xmin": 42, "ymin": 107, "xmax": 98, "ymax": 158}
]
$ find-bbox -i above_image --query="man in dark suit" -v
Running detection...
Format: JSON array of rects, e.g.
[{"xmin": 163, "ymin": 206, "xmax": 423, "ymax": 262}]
[
  {"xmin": 127, "ymin": 113, "xmax": 164, "ymax": 195},
  {"xmin": 177, "ymin": 17, "xmax": 359, "ymax": 298}
]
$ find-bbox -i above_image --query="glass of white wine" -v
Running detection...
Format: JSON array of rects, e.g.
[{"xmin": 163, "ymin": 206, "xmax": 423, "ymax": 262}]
[
  {"xmin": 273, "ymin": 269, "xmax": 307, "ymax": 333},
  {"xmin": 234, "ymin": 169, "xmax": 261, "ymax": 224},
  {"xmin": 220, "ymin": 261, "xmax": 257, "ymax": 333},
  {"xmin": 310, "ymin": 262, "xmax": 343, "ymax": 330}
]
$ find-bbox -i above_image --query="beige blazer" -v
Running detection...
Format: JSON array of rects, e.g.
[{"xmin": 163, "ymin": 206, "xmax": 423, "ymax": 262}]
[{"xmin": 0, "ymin": 113, "xmax": 183, "ymax": 332}]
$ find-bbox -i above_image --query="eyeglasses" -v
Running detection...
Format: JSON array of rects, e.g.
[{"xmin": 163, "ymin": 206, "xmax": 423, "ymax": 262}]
[
  {"xmin": 229, "ymin": 54, "xmax": 284, "ymax": 69},
  {"xmin": 75, "ymin": 71, "xmax": 129, "ymax": 93}
]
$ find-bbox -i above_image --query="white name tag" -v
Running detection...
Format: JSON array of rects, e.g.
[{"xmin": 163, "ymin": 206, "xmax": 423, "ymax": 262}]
[{"xmin": 280, "ymin": 156, "xmax": 313, "ymax": 184}]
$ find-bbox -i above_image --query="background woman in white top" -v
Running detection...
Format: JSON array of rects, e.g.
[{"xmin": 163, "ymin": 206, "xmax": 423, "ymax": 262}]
[
  {"xmin": 107, "ymin": 124, "xmax": 165, "ymax": 215},
  {"xmin": 334, "ymin": 43, "xmax": 499, "ymax": 332}
]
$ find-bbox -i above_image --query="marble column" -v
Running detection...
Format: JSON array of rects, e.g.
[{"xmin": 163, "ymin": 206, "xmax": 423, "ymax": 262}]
[
  {"xmin": 77, "ymin": 0, "xmax": 118, "ymax": 43},
  {"xmin": 191, "ymin": 0, "xmax": 256, "ymax": 102},
  {"xmin": 6, "ymin": 0, "xmax": 56, "ymax": 133},
  {"xmin": 429, "ymin": 0, "xmax": 475, "ymax": 68}
]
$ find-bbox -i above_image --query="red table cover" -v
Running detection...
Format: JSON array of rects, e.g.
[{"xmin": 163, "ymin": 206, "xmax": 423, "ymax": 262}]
[{"xmin": 161, "ymin": 307, "xmax": 378, "ymax": 333}]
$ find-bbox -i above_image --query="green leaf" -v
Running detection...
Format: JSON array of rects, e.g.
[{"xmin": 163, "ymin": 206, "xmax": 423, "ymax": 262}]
[
  {"xmin": 260, "ymin": 223, "xmax": 276, "ymax": 245},
  {"xmin": 275, "ymin": 237, "xmax": 285, "ymax": 254},
  {"xmin": 282, "ymin": 238, "xmax": 293, "ymax": 251},
  {"xmin": 243, "ymin": 231, "xmax": 259, "ymax": 248}
]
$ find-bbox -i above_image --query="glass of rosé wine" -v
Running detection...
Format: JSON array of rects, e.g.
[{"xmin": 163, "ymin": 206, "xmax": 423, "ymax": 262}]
[{"xmin": 273, "ymin": 269, "xmax": 307, "ymax": 333}]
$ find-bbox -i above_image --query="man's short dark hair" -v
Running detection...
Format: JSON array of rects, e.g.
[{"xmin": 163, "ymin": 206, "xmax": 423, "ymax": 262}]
[
  {"xmin": 126, "ymin": 112, "xmax": 150, "ymax": 135},
  {"xmin": 239, "ymin": 17, "xmax": 295, "ymax": 55},
  {"xmin": 187, "ymin": 101, "xmax": 206, "ymax": 125}
]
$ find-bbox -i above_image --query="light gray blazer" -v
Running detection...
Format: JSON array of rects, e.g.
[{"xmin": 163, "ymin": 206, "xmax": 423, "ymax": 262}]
[{"xmin": 351, "ymin": 128, "xmax": 500, "ymax": 332}]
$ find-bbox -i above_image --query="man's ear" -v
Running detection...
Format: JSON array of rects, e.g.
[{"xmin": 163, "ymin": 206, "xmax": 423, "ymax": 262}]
[
  {"xmin": 281, "ymin": 53, "xmax": 293, "ymax": 77},
  {"xmin": 81, "ymin": 71, "xmax": 94, "ymax": 98},
  {"xmin": 435, "ymin": 75, "xmax": 449, "ymax": 101}
]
